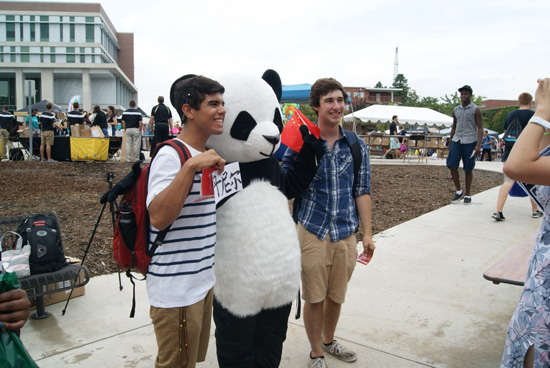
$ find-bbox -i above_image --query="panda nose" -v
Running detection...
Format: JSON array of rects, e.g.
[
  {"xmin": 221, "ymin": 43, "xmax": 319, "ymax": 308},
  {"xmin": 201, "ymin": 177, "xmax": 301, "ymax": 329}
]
[{"xmin": 263, "ymin": 135, "xmax": 280, "ymax": 145}]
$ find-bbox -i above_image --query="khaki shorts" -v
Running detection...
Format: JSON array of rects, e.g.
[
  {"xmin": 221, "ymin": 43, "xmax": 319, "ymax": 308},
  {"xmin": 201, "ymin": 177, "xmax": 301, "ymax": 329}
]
[
  {"xmin": 298, "ymin": 223, "xmax": 357, "ymax": 304},
  {"xmin": 150, "ymin": 288, "xmax": 213, "ymax": 368},
  {"xmin": 41, "ymin": 130, "xmax": 54, "ymax": 146}
]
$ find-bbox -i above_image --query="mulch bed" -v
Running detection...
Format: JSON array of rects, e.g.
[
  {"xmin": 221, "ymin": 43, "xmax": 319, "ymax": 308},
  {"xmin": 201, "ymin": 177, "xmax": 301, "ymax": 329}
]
[{"xmin": 0, "ymin": 161, "xmax": 503, "ymax": 276}]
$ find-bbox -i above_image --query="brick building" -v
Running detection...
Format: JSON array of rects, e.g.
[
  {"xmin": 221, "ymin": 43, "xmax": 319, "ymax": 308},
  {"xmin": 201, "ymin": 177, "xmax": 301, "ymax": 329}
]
[{"xmin": 344, "ymin": 86, "xmax": 402, "ymax": 107}]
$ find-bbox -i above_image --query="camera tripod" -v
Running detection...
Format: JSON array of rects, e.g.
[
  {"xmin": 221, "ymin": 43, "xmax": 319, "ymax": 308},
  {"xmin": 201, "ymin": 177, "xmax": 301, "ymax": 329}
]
[{"xmin": 62, "ymin": 171, "xmax": 123, "ymax": 315}]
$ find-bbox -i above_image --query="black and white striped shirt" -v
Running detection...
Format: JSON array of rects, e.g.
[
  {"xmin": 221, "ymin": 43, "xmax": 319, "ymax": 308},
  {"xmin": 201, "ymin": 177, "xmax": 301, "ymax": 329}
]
[
  {"xmin": 146, "ymin": 140, "xmax": 216, "ymax": 308},
  {"xmin": 122, "ymin": 108, "xmax": 142, "ymax": 129},
  {"xmin": 39, "ymin": 111, "xmax": 56, "ymax": 131}
]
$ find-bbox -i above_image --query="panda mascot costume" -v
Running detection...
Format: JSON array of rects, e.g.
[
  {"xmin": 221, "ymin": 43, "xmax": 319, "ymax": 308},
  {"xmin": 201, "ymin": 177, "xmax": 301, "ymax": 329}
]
[{"xmin": 205, "ymin": 70, "xmax": 322, "ymax": 367}]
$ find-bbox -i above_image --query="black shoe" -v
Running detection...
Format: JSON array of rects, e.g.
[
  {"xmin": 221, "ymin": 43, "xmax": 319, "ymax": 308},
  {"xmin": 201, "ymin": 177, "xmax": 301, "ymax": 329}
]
[
  {"xmin": 492, "ymin": 212, "xmax": 505, "ymax": 221},
  {"xmin": 463, "ymin": 196, "xmax": 472, "ymax": 204},
  {"xmin": 451, "ymin": 192, "xmax": 464, "ymax": 203}
]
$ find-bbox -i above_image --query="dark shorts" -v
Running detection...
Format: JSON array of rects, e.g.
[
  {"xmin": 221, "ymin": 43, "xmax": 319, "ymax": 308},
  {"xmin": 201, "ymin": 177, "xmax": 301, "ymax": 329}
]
[{"xmin": 446, "ymin": 140, "xmax": 477, "ymax": 173}]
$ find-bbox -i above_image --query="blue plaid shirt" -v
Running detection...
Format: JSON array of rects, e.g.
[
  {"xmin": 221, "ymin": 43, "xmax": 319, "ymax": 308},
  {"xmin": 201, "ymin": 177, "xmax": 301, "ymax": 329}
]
[{"xmin": 282, "ymin": 127, "xmax": 371, "ymax": 242}]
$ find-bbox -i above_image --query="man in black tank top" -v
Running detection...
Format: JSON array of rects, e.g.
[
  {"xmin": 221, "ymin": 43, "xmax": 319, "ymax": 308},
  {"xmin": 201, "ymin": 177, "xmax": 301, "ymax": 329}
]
[{"xmin": 150, "ymin": 96, "xmax": 173, "ymax": 153}]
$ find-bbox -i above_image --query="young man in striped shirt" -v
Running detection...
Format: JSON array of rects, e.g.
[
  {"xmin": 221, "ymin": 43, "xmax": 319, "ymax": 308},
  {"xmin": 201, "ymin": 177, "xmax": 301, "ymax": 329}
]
[{"xmin": 146, "ymin": 75, "xmax": 226, "ymax": 368}]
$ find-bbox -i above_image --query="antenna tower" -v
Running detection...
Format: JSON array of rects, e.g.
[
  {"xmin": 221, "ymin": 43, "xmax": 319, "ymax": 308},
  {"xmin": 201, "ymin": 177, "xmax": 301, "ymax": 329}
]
[{"xmin": 393, "ymin": 44, "xmax": 399, "ymax": 81}]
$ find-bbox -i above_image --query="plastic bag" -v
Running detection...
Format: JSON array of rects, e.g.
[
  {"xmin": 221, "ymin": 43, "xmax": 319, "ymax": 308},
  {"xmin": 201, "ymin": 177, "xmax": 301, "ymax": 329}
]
[
  {"xmin": 0, "ymin": 329, "xmax": 39, "ymax": 368},
  {"xmin": 1, "ymin": 232, "xmax": 31, "ymax": 278},
  {"xmin": 0, "ymin": 272, "xmax": 39, "ymax": 368}
]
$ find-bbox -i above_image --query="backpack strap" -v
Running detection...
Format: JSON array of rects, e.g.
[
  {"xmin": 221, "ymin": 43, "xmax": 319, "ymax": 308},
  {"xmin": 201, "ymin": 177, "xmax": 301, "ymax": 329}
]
[
  {"xmin": 146, "ymin": 139, "xmax": 191, "ymax": 258},
  {"xmin": 343, "ymin": 130, "xmax": 362, "ymax": 192}
]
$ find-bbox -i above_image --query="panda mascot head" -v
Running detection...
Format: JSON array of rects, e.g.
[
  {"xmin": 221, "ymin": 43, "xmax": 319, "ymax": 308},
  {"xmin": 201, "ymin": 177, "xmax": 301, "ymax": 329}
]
[{"xmin": 206, "ymin": 70, "xmax": 283, "ymax": 162}]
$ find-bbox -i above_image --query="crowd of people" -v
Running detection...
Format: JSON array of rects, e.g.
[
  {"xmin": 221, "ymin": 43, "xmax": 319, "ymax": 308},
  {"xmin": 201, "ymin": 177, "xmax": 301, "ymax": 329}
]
[{"xmin": 0, "ymin": 99, "xmax": 186, "ymax": 163}]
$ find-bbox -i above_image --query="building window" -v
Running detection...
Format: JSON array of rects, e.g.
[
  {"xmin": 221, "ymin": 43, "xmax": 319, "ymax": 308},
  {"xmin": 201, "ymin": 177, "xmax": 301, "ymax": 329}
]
[
  {"xmin": 10, "ymin": 47, "xmax": 15, "ymax": 62},
  {"xmin": 0, "ymin": 76, "xmax": 16, "ymax": 109},
  {"xmin": 70, "ymin": 17, "xmax": 75, "ymax": 42},
  {"xmin": 30, "ymin": 23, "xmax": 35, "ymax": 41},
  {"xmin": 21, "ymin": 46, "xmax": 30, "ymax": 62},
  {"xmin": 80, "ymin": 47, "xmax": 85, "ymax": 63},
  {"xmin": 7, "ymin": 23, "xmax": 15, "ymax": 41},
  {"xmin": 59, "ymin": 23, "xmax": 63, "ymax": 42},
  {"xmin": 50, "ymin": 47, "xmax": 55, "ymax": 63},
  {"xmin": 86, "ymin": 24, "xmax": 94, "ymax": 43},
  {"xmin": 67, "ymin": 47, "xmax": 75, "ymax": 63},
  {"xmin": 40, "ymin": 24, "xmax": 49, "ymax": 41}
]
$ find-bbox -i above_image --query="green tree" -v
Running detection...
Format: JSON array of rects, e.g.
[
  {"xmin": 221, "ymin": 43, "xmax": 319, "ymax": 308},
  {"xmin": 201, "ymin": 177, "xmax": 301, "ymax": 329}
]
[
  {"xmin": 439, "ymin": 92, "xmax": 485, "ymax": 116},
  {"xmin": 374, "ymin": 81, "xmax": 386, "ymax": 88},
  {"xmin": 406, "ymin": 89, "xmax": 420, "ymax": 105},
  {"xmin": 299, "ymin": 104, "xmax": 318, "ymax": 123},
  {"xmin": 392, "ymin": 73, "xmax": 410, "ymax": 104},
  {"xmin": 404, "ymin": 90, "xmax": 444, "ymax": 112}
]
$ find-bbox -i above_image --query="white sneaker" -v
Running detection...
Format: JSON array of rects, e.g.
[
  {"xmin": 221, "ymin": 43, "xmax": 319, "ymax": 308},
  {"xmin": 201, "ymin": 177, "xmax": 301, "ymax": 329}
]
[{"xmin": 322, "ymin": 339, "xmax": 357, "ymax": 362}]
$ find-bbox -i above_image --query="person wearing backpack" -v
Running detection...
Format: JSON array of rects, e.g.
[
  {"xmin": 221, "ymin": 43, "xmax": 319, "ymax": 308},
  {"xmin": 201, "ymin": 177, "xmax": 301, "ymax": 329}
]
[
  {"xmin": 146, "ymin": 75, "xmax": 226, "ymax": 368},
  {"xmin": 447, "ymin": 85, "xmax": 483, "ymax": 204},
  {"xmin": 282, "ymin": 78, "xmax": 374, "ymax": 368},
  {"xmin": 491, "ymin": 92, "xmax": 542, "ymax": 221}
]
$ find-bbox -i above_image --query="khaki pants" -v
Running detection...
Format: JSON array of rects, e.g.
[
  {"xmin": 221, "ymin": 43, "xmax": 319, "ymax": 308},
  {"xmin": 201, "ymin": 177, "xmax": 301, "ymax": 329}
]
[
  {"xmin": 0, "ymin": 128, "xmax": 9, "ymax": 158},
  {"xmin": 298, "ymin": 223, "xmax": 357, "ymax": 304},
  {"xmin": 150, "ymin": 288, "xmax": 213, "ymax": 368},
  {"xmin": 125, "ymin": 128, "xmax": 141, "ymax": 162}
]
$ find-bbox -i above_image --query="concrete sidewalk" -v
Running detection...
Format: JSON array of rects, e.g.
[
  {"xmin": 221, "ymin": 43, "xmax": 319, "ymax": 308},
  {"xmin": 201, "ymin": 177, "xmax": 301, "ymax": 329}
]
[{"xmin": 20, "ymin": 159, "xmax": 540, "ymax": 367}]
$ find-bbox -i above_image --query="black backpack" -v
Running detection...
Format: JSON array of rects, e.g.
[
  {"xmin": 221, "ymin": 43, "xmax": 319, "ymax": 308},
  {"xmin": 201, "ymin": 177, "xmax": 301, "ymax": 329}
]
[
  {"xmin": 503, "ymin": 116, "xmax": 523, "ymax": 148},
  {"xmin": 17, "ymin": 213, "xmax": 67, "ymax": 274},
  {"xmin": 292, "ymin": 130, "xmax": 362, "ymax": 223}
]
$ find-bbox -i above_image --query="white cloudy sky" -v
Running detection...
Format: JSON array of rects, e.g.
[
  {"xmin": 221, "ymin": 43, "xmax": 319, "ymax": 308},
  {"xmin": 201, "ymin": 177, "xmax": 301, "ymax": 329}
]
[{"xmin": 41, "ymin": 0, "xmax": 550, "ymax": 113}]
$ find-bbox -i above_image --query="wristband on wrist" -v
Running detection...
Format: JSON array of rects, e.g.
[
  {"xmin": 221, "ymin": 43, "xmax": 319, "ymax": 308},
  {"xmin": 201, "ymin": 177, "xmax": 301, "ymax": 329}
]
[{"xmin": 529, "ymin": 116, "xmax": 550, "ymax": 130}]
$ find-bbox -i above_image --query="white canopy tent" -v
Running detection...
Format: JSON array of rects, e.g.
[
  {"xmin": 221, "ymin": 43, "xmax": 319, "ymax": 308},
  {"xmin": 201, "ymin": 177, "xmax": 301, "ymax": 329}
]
[
  {"xmin": 439, "ymin": 127, "xmax": 499, "ymax": 140},
  {"xmin": 343, "ymin": 104, "xmax": 453, "ymax": 129}
]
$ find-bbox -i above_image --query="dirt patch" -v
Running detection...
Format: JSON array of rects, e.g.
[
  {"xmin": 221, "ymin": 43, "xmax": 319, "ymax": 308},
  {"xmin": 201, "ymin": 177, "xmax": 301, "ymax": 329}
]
[{"xmin": 0, "ymin": 161, "xmax": 503, "ymax": 277}]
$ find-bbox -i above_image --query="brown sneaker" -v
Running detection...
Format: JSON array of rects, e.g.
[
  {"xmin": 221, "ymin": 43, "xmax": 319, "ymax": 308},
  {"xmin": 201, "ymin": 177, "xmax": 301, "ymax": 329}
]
[{"xmin": 321, "ymin": 339, "xmax": 357, "ymax": 362}]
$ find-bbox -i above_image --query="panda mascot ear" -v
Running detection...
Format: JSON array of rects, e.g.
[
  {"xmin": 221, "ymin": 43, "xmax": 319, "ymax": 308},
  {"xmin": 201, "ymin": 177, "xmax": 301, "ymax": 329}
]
[
  {"xmin": 170, "ymin": 74, "xmax": 197, "ymax": 118},
  {"xmin": 261, "ymin": 69, "xmax": 282, "ymax": 103}
]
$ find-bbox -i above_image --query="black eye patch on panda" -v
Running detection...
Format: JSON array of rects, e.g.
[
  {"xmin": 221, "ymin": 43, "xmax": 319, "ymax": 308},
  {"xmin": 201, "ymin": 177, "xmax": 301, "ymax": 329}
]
[
  {"xmin": 273, "ymin": 108, "xmax": 283, "ymax": 133},
  {"xmin": 230, "ymin": 111, "xmax": 257, "ymax": 141}
]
